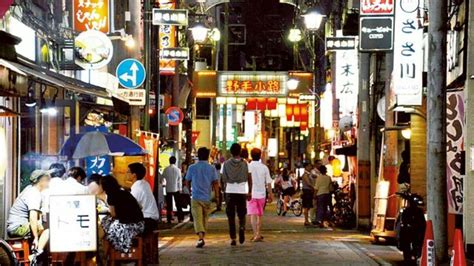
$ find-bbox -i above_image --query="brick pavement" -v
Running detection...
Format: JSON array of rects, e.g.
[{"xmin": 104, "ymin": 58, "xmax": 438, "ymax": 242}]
[{"xmin": 158, "ymin": 203, "xmax": 403, "ymax": 265}]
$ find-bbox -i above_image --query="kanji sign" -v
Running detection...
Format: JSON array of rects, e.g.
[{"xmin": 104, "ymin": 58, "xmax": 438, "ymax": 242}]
[
  {"xmin": 159, "ymin": 1, "xmax": 177, "ymax": 75},
  {"xmin": 160, "ymin": 47, "xmax": 190, "ymax": 60},
  {"xmin": 359, "ymin": 17, "xmax": 394, "ymax": 51},
  {"xmin": 73, "ymin": 0, "xmax": 109, "ymax": 33},
  {"xmin": 115, "ymin": 89, "xmax": 147, "ymax": 106},
  {"xmin": 86, "ymin": 155, "xmax": 110, "ymax": 176},
  {"xmin": 360, "ymin": 0, "xmax": 394, "ymax": 15},
  {"xmin": 192, "ymin": 131, "xmax": 200, "ymax": 144},
  {"xmin": 393, "ymin": 0, "xmax": 423, "ymax": 106},
  {"xmin": 166, "ymin": 107, "xmax": 184, "ymax": 126},
  {"xmin": 335, "ymin": 50, "xmax": 359, "ymax": 116},
  {"xmin": 218, "ymin": 71, "xmax": 288, "ymax": 97},
  {"xmin": 152, "ymin": 9, "xmax": 188, "ymax": 26},
  {"xmin": 326, "ymin": 36, "xmax": 357, "ymax": 51},
  {"xmin": 49, "ymin": 195, "xmax": 97, "ymax": 252}
]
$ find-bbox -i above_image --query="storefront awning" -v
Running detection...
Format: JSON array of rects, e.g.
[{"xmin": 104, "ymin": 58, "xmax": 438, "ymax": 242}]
[{"xmin": 0, "ymin": 58, "xmax": 111, "ymax": 99}]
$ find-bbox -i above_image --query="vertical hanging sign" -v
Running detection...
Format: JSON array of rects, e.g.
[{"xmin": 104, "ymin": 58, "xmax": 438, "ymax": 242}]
[
  {"xmin": 393, "ymin": 0, "xmax": 423, "ymax": 106},
  {"xmin": 159, "ymin": 0, "xmax": 177, "ymax": 75},
  {"xmin": 73, "ymin": 0, "xmax": 109, "ymax": 33},
  {"xmin": 335, "ymin": 49, "xmax": 359, "ymax": 115}
]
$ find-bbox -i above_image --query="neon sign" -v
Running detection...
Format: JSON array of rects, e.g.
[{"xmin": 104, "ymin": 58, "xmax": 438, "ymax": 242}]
[
  {"xmin": 73, "ymin": 0, "xmax": 109, "ymax": 33},
  {"xmin": 218, "ymin": 71, "xmax": 288, "ymax": 96}
]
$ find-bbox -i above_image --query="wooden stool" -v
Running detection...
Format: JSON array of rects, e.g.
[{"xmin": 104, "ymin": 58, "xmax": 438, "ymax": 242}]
[
  {"xmin": 143, "ymin": 231, "xmax": 159, "ymax": 265},
  {"xmin": 105, "ymin": 237, "xmax": 143, "ymax": 266},
  {"xmin": 50, "ymin": 252, "xmax": 88, "ymax": 266},
  {"xmin": 6, "ymin": 237, "xmax": 30, "ymax": 266}
]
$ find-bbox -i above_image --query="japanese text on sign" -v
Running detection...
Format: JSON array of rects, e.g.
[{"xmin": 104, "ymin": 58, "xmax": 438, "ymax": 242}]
[
  {"xmin": 336, "ymin": 50, "xmax": 359, "ymax": 97},
  {"xmin": 393, "ymin": 0, "xmax": 423, "ymax": 106},
  {"xmin": 326, "ymin": 37, "xmax": 357, "ymax": 51},
  {"xmin": 360, "ymin": 0, "xmax": 394, "ymax": 15},
  {"xmin": 218, "ymin": 72, "xmax": 288, "ymax": 96},
  {"xmin": 159, "ymin": 1, "xmax": 177, "ymax": 75},
  {"xmin": 152, "ymin": 9, "xmax": 188, "ymax": 26},
  {"xmin": 73, "ymin": 0, "xmax": 109, "ymax": 33},
  {"xmin": 446, "ymin": 91, "xmax": 465, "ymax": 214},
  {"xmin": 225, "ymin": 80, "xmax": 280, "ymax": 93}
]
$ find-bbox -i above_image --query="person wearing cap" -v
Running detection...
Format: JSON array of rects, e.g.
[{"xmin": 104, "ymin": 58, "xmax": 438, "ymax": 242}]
[{"xmin": 7, "ymin": 169, "xmax": 51, "ymax": 260}]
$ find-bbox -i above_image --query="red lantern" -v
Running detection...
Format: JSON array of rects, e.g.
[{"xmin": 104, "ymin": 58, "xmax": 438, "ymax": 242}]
[
  {"xmin": 247, "ymin": 98, "xmax": 257, "ymax": 110},
  {"xmin": 257, "ymin": 98, "xmax": 267, "ymax": 110},
  {"xmin": 293, "ymin": 104, "xmax": 301, "ymax": 122},
  {"xmin": 267, "ymin": 98, "xmax": 277, "ymax": 110},
  {"xmin": 286, "ymin": 104, "xmax": 294, "ymax": 121}
]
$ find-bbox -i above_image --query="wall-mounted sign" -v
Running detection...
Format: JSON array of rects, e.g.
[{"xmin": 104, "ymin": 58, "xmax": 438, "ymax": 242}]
[
  {"xmin": 359, "ymin": 17, "xmax": 393, "ymax": 52},
  {"xmin": 159, "ymin": 1, "xmax": 177, "ymax": 75},
  {"xmin": 152, "ymin": 9, "xmax": 188, "ymax": 26},
  {"xmin": 393, "ymin": 0, "xmax": 423, "ymax": 106},
  {"xmin": 298, "ymin": 94, "xmax": 317, "ymax": 102},
  {"xmin": 74, "ymin": 30, "xmax": 113, "ymax": 70},
  {"xmin": 116, "ymin": 58, "xmax": 146, "ymax": 89},
  {"xmin": 360, "ymin": 0, "xmax": 394, "ymax": 15},
  {"xmin": 326, "ymin": 36, "xmax": 357, "ymax": 51},
  {"xmin": 217, "ymin": 71, "xmax": 288, "ymax": 97},
  {"xmin": 73, "ymin": 0, "xmax": 109, "ymax": 33},
  {"xmin": 160, "ymin": 47, "xmax": 190, "ymax": 60},
  {"xmin": 166, "ymin": 106, "xmax": 184, "ymax": 126},
  {"xmin": 49, "ymin": 195, "xmax": 97, "ymax": 252},
  {"xmin": 115, "ymin": 89, "xmax": 146, "ymax": 106},
  {"xmin": 336, "ymin": 50, "xmax": 359, "ymax": 116}
]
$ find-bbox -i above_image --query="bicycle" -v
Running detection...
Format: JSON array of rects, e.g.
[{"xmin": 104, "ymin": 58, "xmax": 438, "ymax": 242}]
[{"xmin": 276, "ymin": 191, "xmax": 303, "ymax": 217}]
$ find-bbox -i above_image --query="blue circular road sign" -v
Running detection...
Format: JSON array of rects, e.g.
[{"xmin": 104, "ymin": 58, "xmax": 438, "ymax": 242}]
[{"xmin": 116, "ymin": 59, "xmax": 146, "ymax": 89}]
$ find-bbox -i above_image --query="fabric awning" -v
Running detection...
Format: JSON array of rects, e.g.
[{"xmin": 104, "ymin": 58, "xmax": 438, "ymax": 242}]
[{"xmin": 0, "ymin": 58, "xmax": 111, "ymax": 99}]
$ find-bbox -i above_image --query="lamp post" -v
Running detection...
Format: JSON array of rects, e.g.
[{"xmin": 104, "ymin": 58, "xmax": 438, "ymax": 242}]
[{"xmin": 302, "ymin": 7, "xmax": 325, "ymax": 161}]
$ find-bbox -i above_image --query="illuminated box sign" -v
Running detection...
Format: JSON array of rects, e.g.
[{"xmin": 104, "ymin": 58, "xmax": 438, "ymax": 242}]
[
  {"xmin": 360, "ymin": 0, "xmax": 394, "ymax": 15},
  {"xmin": 299, "ymin": 94, "xmax": 317, "ymax": 102},
  {"xmin": 359, "ymin": 17, "xmax": 393, "ymax": 52},
  {"xmin": 159, "ymin": 1, "xmax": 177, "ymax": 75},
  {"xmin": 326, "ymin": 37, "xmax": 357, "ymax": 51},
  {"xmin": 160, "ymin": 47, "xmax": 189, "ymax": 60},
  {"xmin": 73, "ymin": 0, "xmax": 109, "ymax": 33},
  {"xmin": 217, "ymin": 72, "xmax": 288, "ymax": 97},
  {"xmin": 152, "ymin": 9, "xmax": 188, "ymax": 26}
]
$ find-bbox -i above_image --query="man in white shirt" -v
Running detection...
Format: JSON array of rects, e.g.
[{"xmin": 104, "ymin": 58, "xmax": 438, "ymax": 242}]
[
  {"xmin": 128, "ymin": 163, "xmax": 160, "ymax": 232},
  {"xmin": 64, "ymin": 167, "xmax": 89, "ymax": 195},
  {"xmin": 160, "ymin": 156, "xmax": 183, "ymax": 223},
  {"xmin": 247, "ymin": 148, "xmax": 272, "ymax": 242}
]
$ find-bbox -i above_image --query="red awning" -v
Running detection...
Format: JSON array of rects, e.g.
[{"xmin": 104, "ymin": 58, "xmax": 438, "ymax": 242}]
[{"xmin": 0, "ymin": 0, "xmax": 13, "ymax": 19}]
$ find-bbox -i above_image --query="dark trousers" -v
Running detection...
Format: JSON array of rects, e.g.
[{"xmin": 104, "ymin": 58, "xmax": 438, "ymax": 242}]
[
  {"xmin": 166, "ymin": 192, "xmax": 183, "ymax": 222},
  {"xmin": 316, "ymin": 193, "xmax": 331, "ymax": 223},
  {"xmin": 144, "ymin": 218, "xmax": 158, "ymax": 233},
  {"xmin": 225, "ymin": 193, "xmax": 247, "ymax": 239}
]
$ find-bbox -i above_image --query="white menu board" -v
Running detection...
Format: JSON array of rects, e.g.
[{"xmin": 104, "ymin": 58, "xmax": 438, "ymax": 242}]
[{"xmin": 49, "ymin": 195, "xmax": 97, "ymax": 252}]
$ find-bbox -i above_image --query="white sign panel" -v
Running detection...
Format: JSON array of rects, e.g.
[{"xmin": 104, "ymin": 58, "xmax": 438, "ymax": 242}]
[
  {"xmin": 393, "ymin": 0, "xmax": 424, "ymax": 106},
  {"xmin": 336, "ymin": 50, "xmax": 359, "ymax": 115},
  {"xmin": 115, "ymin": 89, "xmax": 146, "ymax": 106},
  {"xmin": 49, "ymin": 195, "xmax": 97, "ymax": 252}
]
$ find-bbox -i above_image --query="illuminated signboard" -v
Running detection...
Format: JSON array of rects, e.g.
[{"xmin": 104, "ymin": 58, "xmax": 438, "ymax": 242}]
[
  {"xmin": 159, "ymin": 0, "xmax": 176, "ymax": 75},
  {"xmin": 152, "ymin": 9, "xmax": 188, "ymax": 26},
  {"xmin": 360, "ymin": 0, "xmax": 394, "ymax": 15},
  {"xmin": 217, "ymin": 71, "xmax": 288, "ymax": 97},
  {"xmin": 73, "ymin": 0, "xmax": 109, "ymax": 33}
]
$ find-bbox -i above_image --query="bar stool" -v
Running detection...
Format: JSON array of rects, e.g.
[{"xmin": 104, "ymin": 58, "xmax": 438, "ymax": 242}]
[
  {"xmin": 105, "ymin": 237, "xmax": 143, "ymax": 266},
  {"xmin": 50, "ymin": 252, "xmax": 88, "ymax": 265},
  {"xmin": 5, "ymin": 237, "xmax": 30, "ymax": 266}
]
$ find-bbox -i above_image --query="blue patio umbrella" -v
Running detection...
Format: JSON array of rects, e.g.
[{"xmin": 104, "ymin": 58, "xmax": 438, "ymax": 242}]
[{"xmin": 60, "ymin": 131, "xmax": 146, "ymax": 159}]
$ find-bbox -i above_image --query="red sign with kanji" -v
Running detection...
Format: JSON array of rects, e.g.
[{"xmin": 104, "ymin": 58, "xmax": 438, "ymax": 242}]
[
  {"xmin": 192, "ymin": 131, "xmax": 200, "ymax": 144},
  {"xmin": 360, "ymin": 0, "xmax": 394, "ymax": 15},
  {"xmin": 225, "ymin": 80, "xmax": 280, "ymax": 93}
]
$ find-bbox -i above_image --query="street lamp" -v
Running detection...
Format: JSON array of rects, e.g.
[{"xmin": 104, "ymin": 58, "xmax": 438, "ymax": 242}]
[
  {"xmin": 190, "ymin": 22, "xmax": 210, "ymax": 43},
  {"xmin": 288, "ymin": 28, "xmax": 302, "ymax": 43},
  {"xmin": 210, "ymin": 27, "xmax": 221, "ymax": 42},
  {"xmin": 302, "ymin": 7, "xmax": 325, "ymax": 31},
  {"xmin": 287, "ymin": 78, "xmax": 300, "ymax": 91}
]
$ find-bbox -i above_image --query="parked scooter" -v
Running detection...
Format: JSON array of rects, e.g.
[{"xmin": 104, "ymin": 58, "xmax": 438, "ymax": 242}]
[{"xmin": 394, "ymin": 191, "xmax": 426, "ymax": 264}]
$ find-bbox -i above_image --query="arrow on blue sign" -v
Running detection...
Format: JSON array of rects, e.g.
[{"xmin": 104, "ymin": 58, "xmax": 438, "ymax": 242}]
[{"xmin": 116, "ymin": 59, "xmax": 146, "ymax": 89}]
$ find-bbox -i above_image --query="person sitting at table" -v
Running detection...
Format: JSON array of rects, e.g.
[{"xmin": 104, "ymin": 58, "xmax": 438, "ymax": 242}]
[
  {"xmin": 64, "ymin": 167, "xmax": 89, "ymax": 195},
  {"xmin": 127, "ymin": 163, "xmax": 159, "ymax": 233},
  {"xmin": 99, "ymin": 175, "xmax": 144, "ymax": 253},
  {"xmin": 7, "ymin": 170, "xmax": 51, "ymax": 262},
  {"xmin": 86, "ymin": 174, "xmax": 109, "ymax": 213}
]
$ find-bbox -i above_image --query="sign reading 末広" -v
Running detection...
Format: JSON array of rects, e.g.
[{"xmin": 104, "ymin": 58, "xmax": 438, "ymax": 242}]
[
  {"xmin": 217, "ymin": 72, "xmax": 288, "ymax": 97},
  {"xmin": 360, "ymin": 0, "xmax": 394, "ymax": 15},
  {"xmin": 359, "ymin": 17, "xmax": 394, "ymax": 52},
  {"xmin": 393, "ymin": 0, "xmax": 424, "ymax": 106},
  {"xmin": 73, "ymin": 0, "xmax": 109, "ymax": 33},
  {"xmin": 336, "ymin": 50, "xmax": 359, "ymax": 116}
]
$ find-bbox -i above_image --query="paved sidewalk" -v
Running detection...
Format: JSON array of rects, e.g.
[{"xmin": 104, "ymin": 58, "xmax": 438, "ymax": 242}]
[{"xmin": 159, "ymin": 203, "xmax": 404, "ymax": 265}]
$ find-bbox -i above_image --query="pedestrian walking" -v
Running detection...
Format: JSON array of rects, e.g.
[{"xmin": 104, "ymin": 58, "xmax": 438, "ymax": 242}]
[
  {"xmin": 184, "ymin": 147, "xmax": 219, "ymax": 248},
  {"xmin": 301, "ymin": 162, "xmax": 315, "ymax": 226},
  {"xmin": 314, "ymin": 165, "xmax": 332, "ymax": 228},
  {"xmin": 247, "ymin": 148, "xmax": 273, "ymax": 242},
  {"xmin": 310, "ymin": 160, "xmax": 323, "ymax": 224},
  {"xmin": 222, "ymin": 143, "xmax": 252, "ymax": 246},
  {"xmin": 274, "ymin": 168, "xmax": 296, "ymax": 216},
  {"xmin": 161, "ymin": 156, "xmax": 184, "ymax": 223}
]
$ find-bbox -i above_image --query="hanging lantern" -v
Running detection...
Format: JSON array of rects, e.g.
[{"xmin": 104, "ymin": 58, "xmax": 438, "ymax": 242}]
[
  {"xmin": 257, "ymin": 98, "xmax": 266, "ymax": 110},
  {"xmin": 267, "ymin": 98, "xmax": 277, "ymax": 110},
  {"xmin": 247, "ymin": 98, "xmax": 257, "ymax": 110},
  {"xmin": 286, "ymin": 104, "xmax": 294, "ymax": 121},
  {"xmin": 293, "ymin": 104, "xmax": 301, "ymax": 122}
]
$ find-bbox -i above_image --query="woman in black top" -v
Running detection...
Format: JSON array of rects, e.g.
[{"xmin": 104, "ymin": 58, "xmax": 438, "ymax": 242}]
[{"xmin": 100, "ymin": 175, "xmax": 144, "ymax": 253}]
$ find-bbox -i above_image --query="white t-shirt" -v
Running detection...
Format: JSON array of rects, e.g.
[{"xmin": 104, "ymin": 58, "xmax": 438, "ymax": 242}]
[
  {"xmin": 63, "ymin": 178, "xmax": 89, "ymax": 195},
  {"xmin": 222, "ymin": 160, "xmax": 250, "ymax": 194},
  {"xmin": 41, "ymin": 177, "xmax": 65, "ymax": 213},
  {"xmin": 131, "ymin": 179, "xmax": 159, "ymax": 220},
  {"xmin": 248, "ymin": 161, "xmax": 272, "ymax": 199}
]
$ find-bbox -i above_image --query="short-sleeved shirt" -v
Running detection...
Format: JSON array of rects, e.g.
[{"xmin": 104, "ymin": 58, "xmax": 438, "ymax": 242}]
[
  {"xmin": 131, "ymin": 179, "xmax": 159, "ymax": 220},
  {"xmin": 185, "ymin": 161, "xmax": 218, "ymax": 202},
  {"xmin": 314, "ymin": 174, "xmax": 332, "ymax": 196},
  {"xmin": 7, "ymin": 185, "xmax": 42, "ymax": 232},
  {"xmin": 107, "ymin": 189, "xmax": 144, "ymax": 224},
  {"xmin": 248, "ymin": 161, "xmax": 272, "ymax": 199},
  {"xmin": 222, "ymin": 159, "xmax": 250, "ymax": 194}
]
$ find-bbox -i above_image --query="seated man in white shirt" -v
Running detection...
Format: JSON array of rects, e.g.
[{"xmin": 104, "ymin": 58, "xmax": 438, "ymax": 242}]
[
  {"xmin": 127, "ymin": 163, "xmax": 159, "ymax": 233},
  {"xmin": 64, "ymin": 167, "xmax": 89, "ymax": 195}
]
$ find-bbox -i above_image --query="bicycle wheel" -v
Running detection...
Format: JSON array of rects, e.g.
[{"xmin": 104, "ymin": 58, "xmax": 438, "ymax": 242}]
[
  {"xmin": 276, "ymin": 198, "xmax": 283, "ymax": 215},
  {"xmin": 292, "ymin": 199, "xmax": 303, "ymax": 216}
]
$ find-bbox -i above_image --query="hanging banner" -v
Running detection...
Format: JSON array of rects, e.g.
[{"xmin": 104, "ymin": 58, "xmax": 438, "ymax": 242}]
[
  {"xmin": 139, "ymin": 134, "xmax": 158, "ymax": 190},
  {"xmin": 73, "ymin": 0, "xmax": 109, "ymax": 33},
  {"xmin": 159, "ymin": 1, "xmax": 176, "ymax": 75},
  {"xmin": 335, "ymin": 50, "xmax": 359, "ymax": 116},
  {"xmin": 393, "ymin": 0, "xmax": 423, "ymax": 106},
  {"xmin": 85, "ymin": 126, "xmax": 111, "ymax": 176},
  {"xmin": 446, "ymin": 90, "xmax": 465, "ymax": 214}
]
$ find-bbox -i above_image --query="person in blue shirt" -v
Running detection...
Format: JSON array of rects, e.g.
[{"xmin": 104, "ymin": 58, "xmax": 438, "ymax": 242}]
[{"xmin": 184, "ymin": 147, "xmax": 219, "ymax": 248}]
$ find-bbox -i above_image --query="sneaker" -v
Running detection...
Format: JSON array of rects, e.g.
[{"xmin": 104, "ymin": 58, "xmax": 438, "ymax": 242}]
[
  {"xmin": 282, "ymin": 211, "xmax": 287, "ymax": 216},
  {"xmin": 239, "ymin": 227, "xmax": 245, "ymax": 244},
  {"xmin": 230, "ymin": 239, "xmax": 237, "ymax": 246},
  {"xmin": 195, "ymin": 239, "xmax": 205, "ymax": 248}
]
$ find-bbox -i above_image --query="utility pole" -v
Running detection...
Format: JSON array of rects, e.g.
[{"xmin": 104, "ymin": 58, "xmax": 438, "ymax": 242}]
[
  {"xmin": 222, "ymin": 2, "xmax": 229, "ymax": 154},
  {"xmin": 143, "ymin": 0, "xmax": 152, "ymax": 131},
  {"xmin": 427, "ymin": 0, "xmax": 448, "ymax": 262}
]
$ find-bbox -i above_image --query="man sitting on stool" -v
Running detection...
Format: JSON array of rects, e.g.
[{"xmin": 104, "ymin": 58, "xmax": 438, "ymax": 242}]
[{"xmin": 128, "ymin": 163, "xmax": 160, "ymax": 233}]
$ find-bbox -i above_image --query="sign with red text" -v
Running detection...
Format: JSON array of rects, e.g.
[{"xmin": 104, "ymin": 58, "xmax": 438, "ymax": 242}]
[
  {"xmin": 360, "ymin": 0, "xmax": 394, "ymax": 15},
  {"xmin": 217, "ymin": 71, "xmax": 288, "ymax": 97},
  {"xmin": 73, "ymin": 0, "xmax": 109, "ymax": 33}
]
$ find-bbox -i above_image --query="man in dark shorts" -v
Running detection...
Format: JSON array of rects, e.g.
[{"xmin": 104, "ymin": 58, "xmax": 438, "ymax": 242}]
[{"xmin": 301, "ymin": 162, "xmax": 315, "ymax": 226}]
